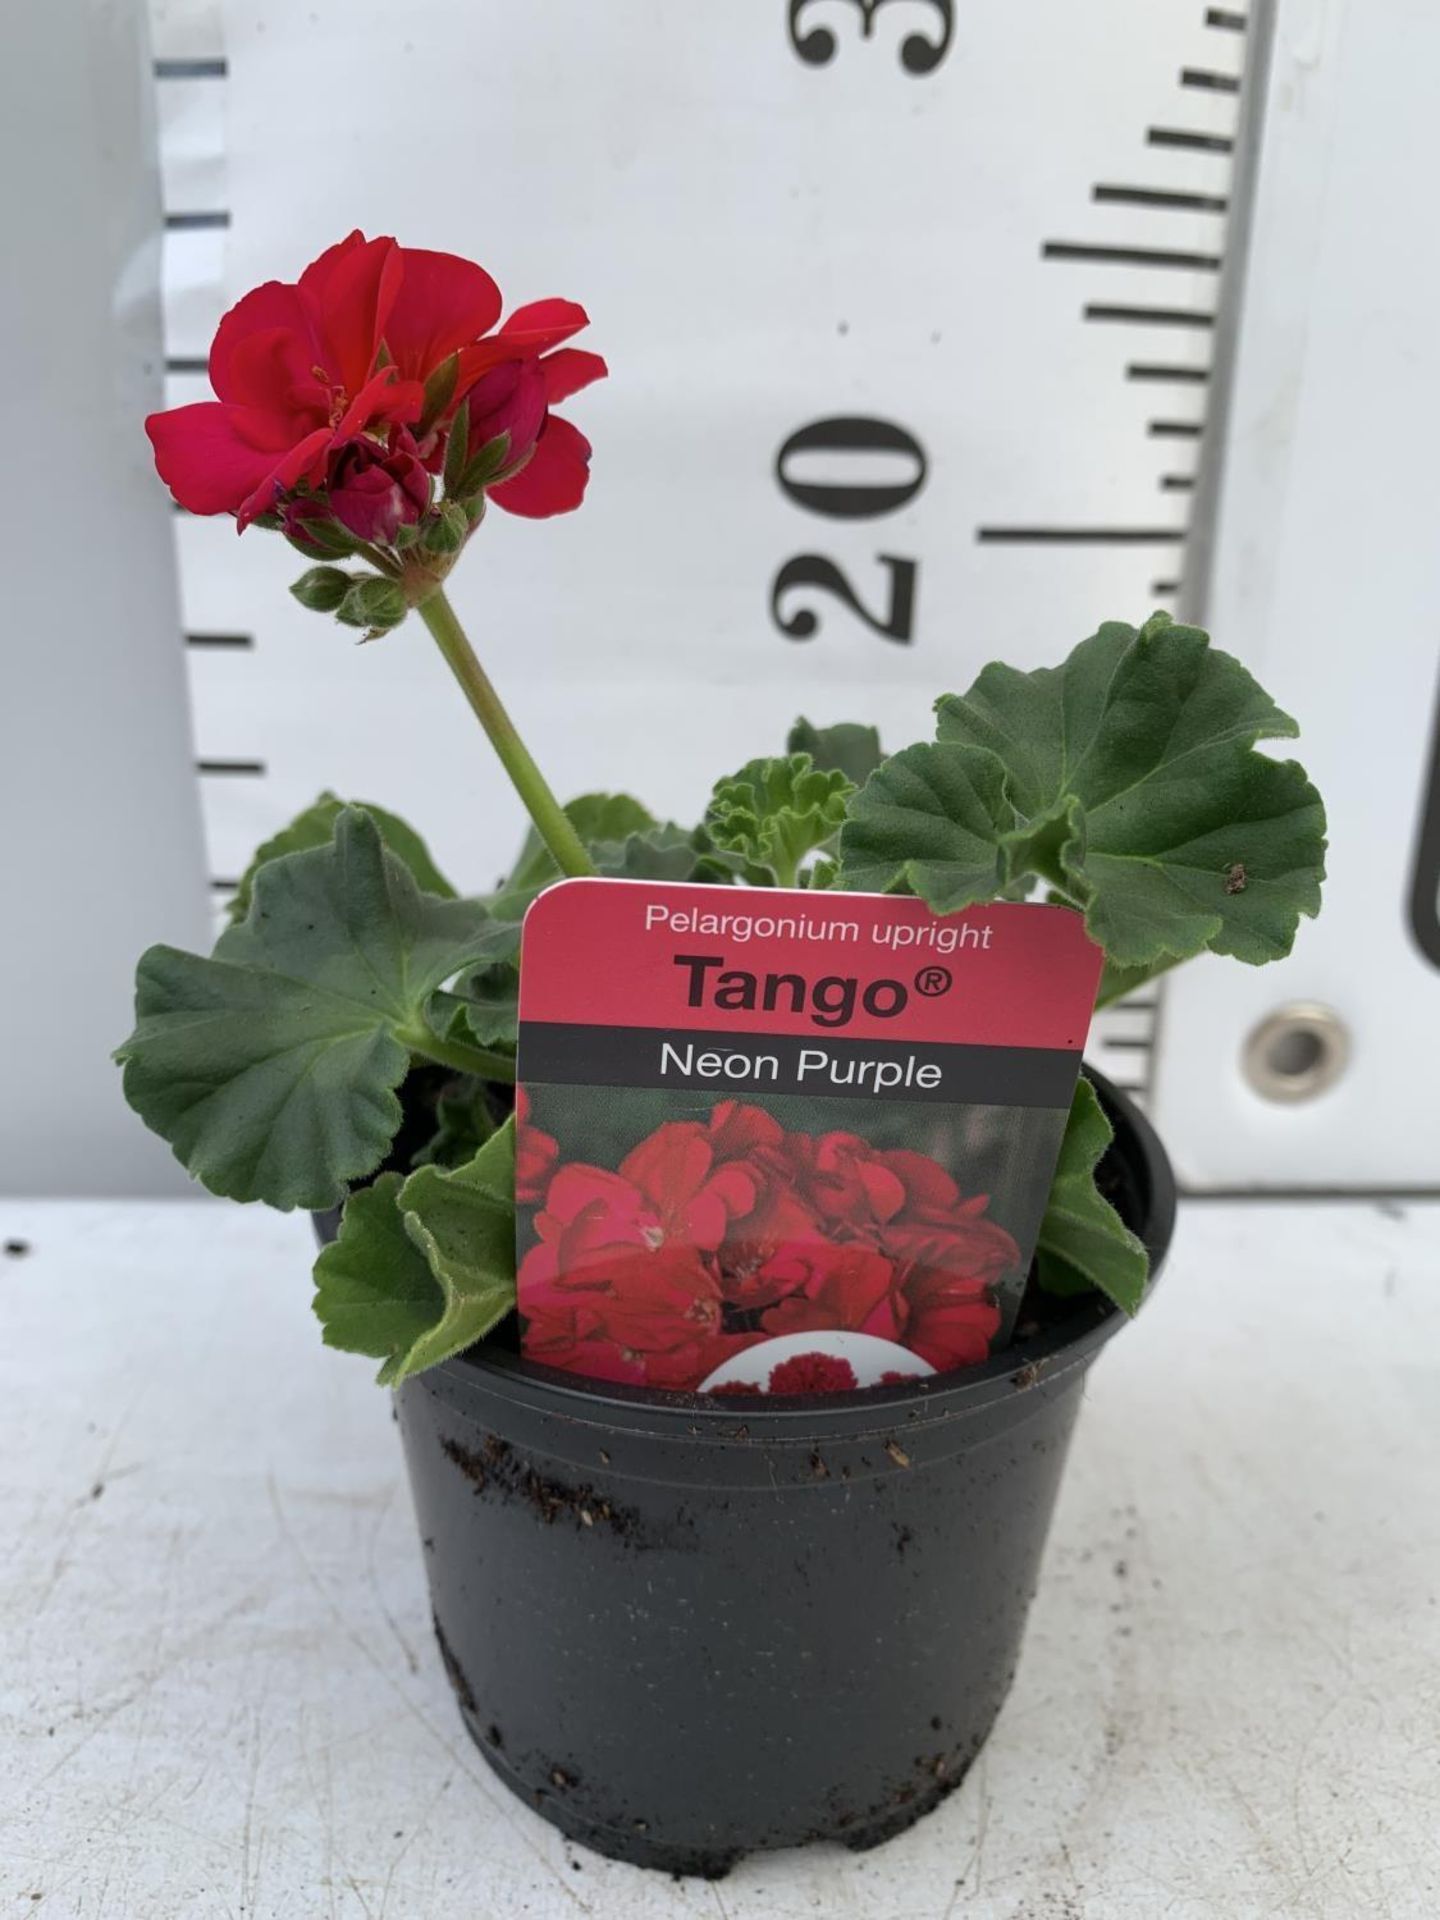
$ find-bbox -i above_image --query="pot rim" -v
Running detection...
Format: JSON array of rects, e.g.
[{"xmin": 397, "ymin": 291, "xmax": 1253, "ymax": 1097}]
[{"xmin": 437, "ymin": 1066, "xmax": 1176, "ymax": 1443}]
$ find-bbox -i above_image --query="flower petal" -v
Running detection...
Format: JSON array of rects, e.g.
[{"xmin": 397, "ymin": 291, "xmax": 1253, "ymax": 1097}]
[
  {"xmin": 146, "ymin": 402, "xmax": 294, "ymax": 515},
  {"xmin": 236, "ymin": 426, "xmax": 335, "ymax": 528},
  {"xmin": 208, "ymin": 281, "xmax": 309, "ymax": 403},
  {"xmin": 222, "ymin": 326, "xmax": 329, "ymax": 430},
  {"xmin": 298, "ymin": 231, "xmax": 403, "ymax": 397},
  {"xmin": 384, "ymin": 247, "xmax": 504, "ymax": 383},
  {"xmin": 500, "ymin": 297, "xmax": 589, "ymax": 351},
  {"xmin": 452, "ymin": 299, "xmax": 592, "ymax": 399},
  {"xmin": 489, "ymin": 414, "xmax": 592, "ymax": 518},
  {"xmin": 540, "ymin": 348, "xmax": 608, "ymax": 405},
  {"xmin": 334, "ymin": 368, "xmax": 425, "ymax": 440}
]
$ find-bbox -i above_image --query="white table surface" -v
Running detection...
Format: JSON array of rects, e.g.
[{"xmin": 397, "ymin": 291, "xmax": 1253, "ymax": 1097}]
[{"xmin": 2, "ymin": 1196, "xmax": 1437, "ymax": 1920}]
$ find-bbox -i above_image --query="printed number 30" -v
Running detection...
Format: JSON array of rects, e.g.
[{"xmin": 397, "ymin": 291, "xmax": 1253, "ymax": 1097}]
[
  {"xmin": 788, "ymin": 0, "xmax": 954, "ymax": 75},
  {"xmin": 771, "ymin": 416, "xmax": 927, "ymax": 646}
]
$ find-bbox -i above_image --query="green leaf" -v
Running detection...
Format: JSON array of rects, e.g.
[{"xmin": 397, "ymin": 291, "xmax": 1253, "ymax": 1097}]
[
  {"xmin": 1035, "ymin": 1078, "xmax": 1149, "ymax": 1314},
  {"xmin": 493, "ymin": 792, "xmax": 658, "ymax": 917},
  {"xmin": 311, "ymin": 1120, "xmax": 517, "ymax": 1383},
  {"xmin": 311, "ymin": 1175, "xmax": 446, "ymax": 1382},
  {"xmin": 787, "ymin": 717, "xmax": 883, "ymax": 788},
  {"xmin": 116, "ymin": 808, "xmax": 502, "ymax": 1210},
  {"xmin": 228, "ymin": 792, "xmax": 455, "ymax": 924},
  {"xmin": 393, "ymin": 1120, "xmax": 517, "ymax": 1378},
  {"xmin": 443, "ymin": 958, "xmax": 520, "ymax": 1050},
  {"xmin": 1095, "ymin": 953, "xmax": 1183, "ymax": 1010},
  {"xmin": 933, "ymin": 612, "xmax": 1327, "ymax": 969},
  {"xmin": 409, "ymin": 1079, "xmax": 499, "ymax": 1170},
  {"xmin": 705, "ymin": 753, "xmax": 854, "ymax": 887},
  {"xmin": 598, "ymin": 822, "xmax": 737, "ymax": 884},
  {"xmin": 838, "ymin": 742, "xmax": 1014, "ymax": 907}
]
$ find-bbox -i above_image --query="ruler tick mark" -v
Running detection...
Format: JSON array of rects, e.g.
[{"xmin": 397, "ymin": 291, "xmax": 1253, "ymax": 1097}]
[
  {"xmin": 1093, "ymin": 184, "xmax": 1228, "ymax": 213},
  {"xmin": 1085, "ymin": 304, "xmax": 1216, "ymax": 328},
  {"xmin": 1043, "ymin": 241, "xmax": 1221, "ymax": 271},
  {"xmin": 153, "ymin": 57, "xmax": 228, "ymax": 78},
  {"xmin": 1147, "ymin": 127, "xmax": 1235, "ymax": 155},
  {"xmin": 977, "ymin": 528, "xmax": 1186, "ymax": 546},
  {"xmin": 1128, "ymin": 363, "xmax": 1210, "ymax": 382},
  {"xmin": 1180, "ymin": 67, "xmax": 1241, "ymax": 93}
]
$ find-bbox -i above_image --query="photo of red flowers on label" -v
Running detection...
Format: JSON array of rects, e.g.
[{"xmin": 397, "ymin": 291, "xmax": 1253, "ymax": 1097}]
[{"xmin": 516, "ymin": 879, "xmax": 1102, "ymax": 1394}]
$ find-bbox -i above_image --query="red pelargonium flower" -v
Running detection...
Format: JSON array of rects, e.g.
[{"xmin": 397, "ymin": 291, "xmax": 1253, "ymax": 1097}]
[
  {"xmin": 759, "ymin": 1245, "xmax": 903, "ymax": 1343},
  {"xmin": 145, "ymin": 232, "xmax": 604, "ymax": 528},
  {"xmin": 767, "ymin": 1352, "xmax": 859, "ymax": 1395},
  {"xmin": 788, "ymin": 1130, "xmax": 957, "ymax": 1235},
  {"xmin": 617, "ymin": 1122, "xmax": 762, "ymax": 1252},
  {"xmin": 520, "ymin": 1233, "xmax": 760, "ymax": 1391},
  {"xmin": 516, "ymin": 1102, "xmax": 1021, "ymax": 1390},
  {"xmin": 514, "ymin": 1089, "xmax": 560, "ymax": 1206},
  {"xmin": 902, "ymin": 1271, "xmax": 1003, "ymax": 1372},
  {"xmin": 672, "ymin": 1103, "xmax": 828, "ymax": 1309},
  {"xmin": 458, "ymin": 321, "xmax": 606, "ymax": 519},
  {"xmin": 326, "ymin": 428, "xmax": 431, "ymax": 544}
]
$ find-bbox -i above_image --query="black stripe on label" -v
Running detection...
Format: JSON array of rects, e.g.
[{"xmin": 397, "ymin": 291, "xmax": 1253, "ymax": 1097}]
[{"xmin": 519, "ymin": 1024, "xmax": 1081, "ymax": 1109}]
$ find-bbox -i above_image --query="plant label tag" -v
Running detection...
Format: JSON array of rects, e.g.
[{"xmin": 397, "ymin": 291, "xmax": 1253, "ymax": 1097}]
[{"xmin": 515, "ymin": 878, "xmax": 1103, "ymax": 1396}]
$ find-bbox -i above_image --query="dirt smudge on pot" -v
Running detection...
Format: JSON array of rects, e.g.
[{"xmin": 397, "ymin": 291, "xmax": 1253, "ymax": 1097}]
[
  {"xmin": 431, "ymin": 1610, "xmax": 477, "ymax": 1715},
  {"xmin": 440, "ymin": 1432, "xmax": 691, "ymax": 1549}
]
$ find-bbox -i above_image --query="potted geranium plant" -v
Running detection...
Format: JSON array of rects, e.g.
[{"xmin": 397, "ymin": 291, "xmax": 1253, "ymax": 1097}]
[{"xmin": 118, "ymin": 232, "xmax": 1326, "ymax": 1877}]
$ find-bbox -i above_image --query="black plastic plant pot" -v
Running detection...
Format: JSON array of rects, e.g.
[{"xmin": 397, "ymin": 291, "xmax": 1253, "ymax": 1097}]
[{"xmin": 386, "ymin": 1069, "xmax": 1173, "ymax": 1877}]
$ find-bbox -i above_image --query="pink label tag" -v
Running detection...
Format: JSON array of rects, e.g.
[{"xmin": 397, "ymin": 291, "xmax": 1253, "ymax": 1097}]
[{"xmin": 515, "ymin": 879, "xmax": 1102, "ymax": 1396}]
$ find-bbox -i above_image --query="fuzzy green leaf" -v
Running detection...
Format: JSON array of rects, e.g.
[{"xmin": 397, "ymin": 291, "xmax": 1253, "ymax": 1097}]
[
  {"xmin": 311, "ymin": 1175, "xmax": 446, "ymax": 1381},
  {"xmin": 1036, "ymin": 1079, "xmax": 1149, "ymax": 1314},
  {"xmin": 228, "ymin": 792, "xmax": 455, "ymax": 924},
  {"xmin": 600, "ymin": 822, "xmax": 740, "ymax": 884},
  {"xmin": 787, "ymin": 717, "xmax": 883, "ymax": 788},
  {"xmin": 409, "ymin": 1080, "xmax": 499, "ymax": 1170},
  {"xmin": 705, "ymin": 753, "xmax": 854, "ymax": 887},
  {"xmin": 493, "ymin": 792, "xmax": 658, "ymax": 917},
  {"xmin": 116, "ymin": 809, "xmax": 501, "ymax": 1210},
  {"xmin": 452, "ymin": 961, "xmax": 520, "ymax": 1049},
  {"xmin": 311, "ymin": 1120, "xmax": 517, "ymax": 1384},
  {"xmin": 838, "ymin": 742, "xmax": 1014, "ymax": 906},
  {"xmin": 934, "ymin": 613, "xmax": 1327, "ymax": 968}
]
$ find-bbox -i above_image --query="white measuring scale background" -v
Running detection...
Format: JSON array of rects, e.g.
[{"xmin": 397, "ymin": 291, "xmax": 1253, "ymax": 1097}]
[{"xmin": 149, "ymin": 0, "xmax": 1439, "ymax": 1192}]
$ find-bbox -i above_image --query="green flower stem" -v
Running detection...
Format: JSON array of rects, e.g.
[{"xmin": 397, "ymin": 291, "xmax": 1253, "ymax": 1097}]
[
  {"xmin": 416, "ymin": 587, "xmax": 595, "ymax": 880},
  {"xmin": 397, "ymin": 1022, "xmax": 517, "ymax": 1084}
]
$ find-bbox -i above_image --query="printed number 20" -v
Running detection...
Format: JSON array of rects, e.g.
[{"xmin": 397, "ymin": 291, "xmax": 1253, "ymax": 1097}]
[{"xmin": 771, "ymin": 416, "xmax": 927, "ymax": 646}]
